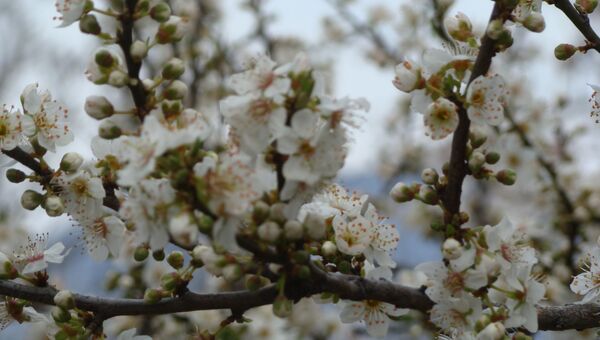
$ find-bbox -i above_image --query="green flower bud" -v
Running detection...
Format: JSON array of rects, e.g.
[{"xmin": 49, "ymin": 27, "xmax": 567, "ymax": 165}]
[
  {"xmin": 150, "ymin": 2, "xmax": 172, "ymax": 22},
  {"xmin": 162, "ymin": 58, "xmax": 185, "ymax": 80},
  {"xmin": 44, "ymin": 196, "xmax": 65, "ymax": 217},
  {"xmin": 95, "ymin": 49, "xmax": 115, "ymax": 68},
  {"xmin": 245, "ymin": 275, "xmax": 263, "ymax": 291},
  {"xmin": 167, "ymin": 251, "xmax": 184, "ymax": 269},
  {"xmin": 269, "ymin": 202, "xmax": 287, "ymax": 223},
  {"xmin": 153, "ymin": 249, "xmax": 165, "ymax": 261},
  {"xmin": 257, "ymin": 221, "xmax": 281, "ymax": 242},
  {"xmin": 108, "ymin": 70, "xmax": 129, "ymax": 87},
  {"xmin": 98, "ymin": 120, "xmax": 122, "ymax": 139},
  {"xmin": 21, "ymin": 190, "xmax": 42, "ymax": 210},
  {"xmin": 273, "ymin": 295, "xmax": 293, "ymax": 318},
  {"xmin": 252, "ymin": 201, "xmax": 270, "ymax": 224},
  {"xmin": 156, "ymin": 16, "xmax": 186, "ymax": 44},
  {"xmin": 197, "ymin": 213, "xmax": 214, "ymax": 234},
  {"xmin": 79, "ymin": 14, "xmax": 101, "ymax": 35},
  {"xmin": 554, "ymin": 44, "xmax": 577, "ymax": 61},
  {"xmin": 496, "ymin": 169, "xmax": 517, "ymax": 185},
  {"xmin": 130, "ymin": 40, "xmax": 148, "ymax": 62},
  {"xmin": 60, "ymin": 152, "xmax": 84, "ymax": 173},
  {"xmin": 485, "ymin": 151, "xmax": 500, "ymax": 164},
  {"xmin": 134, "ymin": 246, "xmax": 149, "ymax": 262},
  {"xmin": 469, "ymin": 128, "xmax": 487, "ymax": 148},
  {"xmin": 468, "ymin": 151, "xmax": 486, "ymax": 172},
  {"xmin": 6, "ymin": 169, "xmax": 26, "ymax": 183},
  {"xmin": 390, "ymin": 182, "xmax": 413, "ymax": 203},
  {"xmin": 421, "ymin": 168, "xmax": 438, "ymax": 185},
  {"xmin": 161, "ymin": 99, "xmax": 183, "ymax": 116},
  {"xmin": 144, "ymin": 288, "xmax": 162, "ymax": 304},
  {"xmin": 576, "ymin": 0, "xmax": 598, "ymax": 14},
  {"xmin": 51, "ymin": 306, "xmax": 71, "ymax": 323},
  {"xmin": 419, "ymin": 185, "xmax": 438, "ymax": 205},
  {"xmin": 222, "ymin": 263, "xmax": 242, "ymax": 282},
  {"xmin": 160, "ymin": 272, "xmax": 180, "ymax": 291},
  {"xmin": 486, "ymin": 19, "xmax": 504, "ymax": 40},
  {"xmin": 522, "ymin": 12, "xmax": 545, "ymax": 33},
  {"xmin": 163, "ymin": 80, "xmax": 188, "ymax": 100},
  {"xmin": 54, "ymin": 290, "xmax": 75, "ymax": 310},
  {"xmin": 85, "ymin": 96, "xmax": 114, "ymax": 120}
]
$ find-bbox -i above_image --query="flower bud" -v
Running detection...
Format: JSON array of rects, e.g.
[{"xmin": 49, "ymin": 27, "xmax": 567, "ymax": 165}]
[
  {"xmin": 554, "ymin": 43, "xmax": 577, "ymax": 61},
  {"xmin": 496, "ymin": 169, "xmax": 517, "ymax": 185},
  {"xmin": 167, "ymin": 251, "xmax": 184, "ymax": 269},
  {"xmin": 0, "ymin": 252, "xmax": 14, "ymax": 278},
  {"xmin": 273, "ymin": 295, "xmax": 293, "ymax": 318},
  {"xmin": 245, "ymin": 275, "xmax": 266, "ymax": 291},
  {"xmin": 197, "ymin": 213, "xmax": 214, "ymax": 234},
  {"xmin": 576, "ymin": 0, "xmax": 598, "ymax": 14},
  {"xmin": 134, "ymin": 245, "xmax": 149, "ymax": 262},
  {"xmin": 161, "ymin": 99, "xmax": 183, "ymax": 116},
  {"xmin": 419, "ymin": 186, "xmax": 438, "ymax": 205},
  {"xmin": 156, "ymin": 16, "xmax": 186, "ymax": 44},
  {"xmin": 522, "ymin": 12, "xmax": 545, "ymax": 33},
  {"xmin": 284, "ymin": 220, "xmax": 303, "ymax": 240},
  {"xmin": 150, "ymin": 2, "xmax": 172, "ymax": 22},
  {"xmin": 478, "ymin": 322, "xmax": 506, "ymax": 340},
  {"xmin": 54, "ymin": 290, "xmax": 75, "ymax": 310},
  {"xmin": 222, "ymin": 263, "xmax": 242, "ymax": 282},
  {"xmin": 469, "ymin": 128, "xmax": 487, "ymax": 148},
  {"xmin": 51, "ymin": 306, "xmax": 71, "ymax": 323},
  {"xmin": 108, "ymin": 70, "xmax": 129, "ymax": 87},
  {"xmin": 144, "ymin": 288, "xmax": 162, "ymax": 304},
  {"xmin": 95, "ymin": 49, "xmax": 116, "ymax": 68},
  {"xmin": 393, "ymin": 61, "xmax": 421, "ymax": 93},
  {"xmin": 445, "ymin": 12, "xmax": 473, "ymax": 42},
  {"xmin": 153, "ymin": 249, "xmax": 165, "ymax": 261},
  {"xmin": 98, "ymin": 120, "xmax": 122, "ymax": 139},
  {"xmin": 79, "ymin": 14, "xmax": 101, "ymax": 35},
  {"xmin": 21, "ymin": 190, "xmax": 42, "ymax": 210},
  {"xmin": 390, "ymin": 182, "xmax": 414, "ymax": 203},
  {"xmin": 442, "ymin": 238, "xmax": 462, "ymax": 260},
  {"xmin": 130, "ymin": 40, "xmax": 148, "ymax": 62},
  {"xmin": 468, "ymin": 151, "xmax": 486, "ymax": 172},
  {"xmin": 321, "ymin": 241, "xmax": 337, "ymax": 257},
  {"xmin": 420, "ymin": 168, "xmax": 438, "ymax": 185},
  {"xmin": 304, "ymin": 213, "xmax": 326, "ymax": 240},
  {"xmin": 162, "ymin": 58, "xmax": 185, "ymax": 80},
  {"xmin": 495, "ymin": 29, "xmax": 513, "ymax": 51},
  {"xmin": 163, "ymin": 80, "xmax": 188, "ymax": 100},
  {"xmin": 485, "ymin": 151, "xmax": 500, "ymax": 164},
  {"xmin": 269, "ymin": 202, "xmax": 287, "ymax": 224},
  {"xmin": 44, "ymin": 196, "xmax": 65, "ymax": 217},
  {"xmin": 160, "ymin": 272, "xmax": 180, "ymax": 290},
  {"xmin": 6, "ymin": 168, "xmax": 26, "ymax": 183},
  {"xmin": 252, "ymin": 201, "xmax": 270, "ymax": 224},
  {"xmin": 60, "ymin": 152, "xmax": 83, "ymax": 173},
  {"xmin": 85, "ymin": 96, "xmax": 114, "ymax": 120},
  {"xmin": 258, "ymin": 221, "xmax": 281, "ymax": 242},
  {"xmin": 486, "ymin": 19, "xmax": 505, "ymax": 40}
]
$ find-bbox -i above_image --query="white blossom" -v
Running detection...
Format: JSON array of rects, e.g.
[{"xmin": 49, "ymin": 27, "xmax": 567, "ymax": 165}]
[
  {"xmin": 119, "ymin": 179, "xmax": 177, "ymax": 249},
  {"xmin": 52, "ymin": 169, "xmax": 105, "ymax": 219},
  {"xmin": 0, "ymin": 107, "xmax": 34, "ymax": 151},
  {"xmin": 77, "ymin": 213, "xmax": 125, "ymax": 261},
  {"xmin": 483, "ymin": 217, "xmax": 537, "ymax": 269},
  {"xmin": 20, "ymin": 84, "xmax": 73, "ymax": 152},
  {"xmin": 54, "ymin": 0, "xmax": 87, "ymax": 27},
  {"xmin": 570, "ymin": 247, "xmax": 600, "ymax": 303},
  {"xmin": 466, "ymin": 74, "xmax": 508, "ymax": 126},
  {"xmin": 13, "ymin": 234, "xmax": 70, "ymax": 274},
  {"xmin": 423, "ymin": 97, "xmax": 459, "ymax": 140}
]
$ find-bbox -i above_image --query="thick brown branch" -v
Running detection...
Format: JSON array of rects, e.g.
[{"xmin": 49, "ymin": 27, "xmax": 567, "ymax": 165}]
[
  {"xmin": 1, "ymin": 268, "xmax": 599, "ymax": 331},
  {"xmin": 553, "ymin": 0, "xmax": 600, "ymax": 53},
  {"xmin": 118, "ymin": 0, "xmax": 149, "ymax": 118},
  {"xmin": 442, "ymin": 2, "xmax": 514, "ymax": 222}
]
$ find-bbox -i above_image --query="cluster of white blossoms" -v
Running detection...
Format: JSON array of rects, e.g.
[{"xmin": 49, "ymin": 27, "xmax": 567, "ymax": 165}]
[
  {"xmin": 416, "ymin": 218, "xmax": 544, "ymax": 338},
  {"xmin": 570, "ymin": 239, "xmax": 600, "ymax": 303}
]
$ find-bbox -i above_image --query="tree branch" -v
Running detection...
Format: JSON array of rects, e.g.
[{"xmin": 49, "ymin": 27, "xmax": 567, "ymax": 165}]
[
  {"xmin": 442, "ymin": 2, "xmax": 515, "ymax": 223},
  {"xmin": 553, "ymin": 0, "xmax": 600, "ymax": 53},
  {"xmin": 0, "ymin": 266, "xmax": 599, "ymax": 331}
]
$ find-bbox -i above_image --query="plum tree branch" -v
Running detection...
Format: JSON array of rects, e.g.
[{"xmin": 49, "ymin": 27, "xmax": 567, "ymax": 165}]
[
  {"xmin": 553, "ymin": 0, "xmax": 600, "ymax": 53},
  {"xmin": 0, "ymin": 266, "xmax": 597, "ymax": 331},
  {"xmin": 442, "ymin": 2, "xmax": 515, "ymax": 224}
]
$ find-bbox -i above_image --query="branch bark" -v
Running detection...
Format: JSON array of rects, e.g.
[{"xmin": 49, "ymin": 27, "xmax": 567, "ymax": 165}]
[
  {"xmin": 442, "ymin": 2, "xmax": 515, "ymax": 223},
  {"xmin": 0, "ymin": 267, "xmax": 598, "ymax": 331},
  {"xmin": 553, "ymin": 0, "xmax": 600, "ymax": 53}
]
